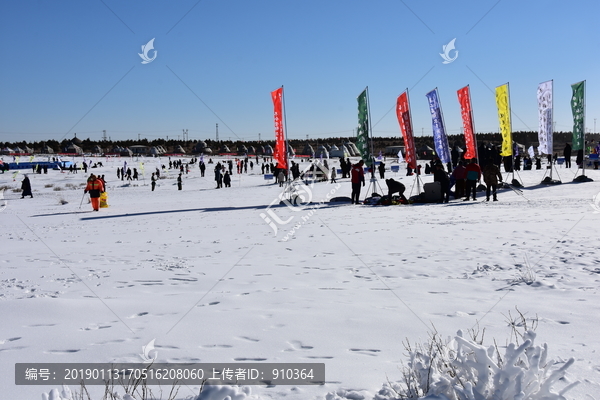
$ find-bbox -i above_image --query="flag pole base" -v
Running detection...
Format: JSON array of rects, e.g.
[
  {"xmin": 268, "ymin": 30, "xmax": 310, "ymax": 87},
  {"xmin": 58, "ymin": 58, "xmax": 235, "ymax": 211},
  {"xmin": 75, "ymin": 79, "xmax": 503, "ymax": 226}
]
[
  {"xmin": 573, "ymin": 175, "xmax": 593, "ymax": 183},
  {"xmin": 540, "ymin": 177, "xmax": 562, "ymax": 185}
]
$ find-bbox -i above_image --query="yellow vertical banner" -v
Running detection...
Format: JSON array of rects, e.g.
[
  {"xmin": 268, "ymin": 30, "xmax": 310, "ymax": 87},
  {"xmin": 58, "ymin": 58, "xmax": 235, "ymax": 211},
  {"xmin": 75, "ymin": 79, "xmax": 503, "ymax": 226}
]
[{"xmin": 495, "ymin": 83, "xmax": 512, "ymax": 157}]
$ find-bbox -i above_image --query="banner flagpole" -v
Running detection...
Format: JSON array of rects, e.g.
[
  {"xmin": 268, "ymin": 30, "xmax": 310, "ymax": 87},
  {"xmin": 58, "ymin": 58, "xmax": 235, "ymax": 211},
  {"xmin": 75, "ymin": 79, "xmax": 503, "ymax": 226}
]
[
  {"xmin": 507, "ymin": 83, "xmax": 516, "ymax": 183},
  {"xmin": 366, "ymin": 86, "xmax": 379, "ymax": 195},
  {"xmin": 582, "ymin": 80, "xmax": 586, "ymax": 177},
  {"xmin": 406, "ymin": 88, "xmax": 421, "ymax": 195},
  {"xmin": 435, "ymin": 87, "xmax": 451, "ymax": 171},
  {"xmin": 281, "ymin": 85, "xmax": 290, "ymax": 174},
  {"xmin": 570, "ymin": 80, "xmax": 588, "ymax": 181},
  {"xmin": 550, "ymin": 80, "xmax": 554, "ymax": 180},
  {"xmin": 467, "ymin": 85, "xmax": 479, "ymax": 164},
  {"xmin": 281, "ymin": 85, "xmax": 292, "ymax": 197}
]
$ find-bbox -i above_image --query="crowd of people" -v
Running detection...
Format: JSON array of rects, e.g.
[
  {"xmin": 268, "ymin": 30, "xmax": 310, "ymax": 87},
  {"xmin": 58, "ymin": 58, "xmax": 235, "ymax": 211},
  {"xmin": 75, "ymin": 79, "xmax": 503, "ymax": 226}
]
[{"xmin": 10, "ymin": 141, "xmax": 594, "ymax": 212}]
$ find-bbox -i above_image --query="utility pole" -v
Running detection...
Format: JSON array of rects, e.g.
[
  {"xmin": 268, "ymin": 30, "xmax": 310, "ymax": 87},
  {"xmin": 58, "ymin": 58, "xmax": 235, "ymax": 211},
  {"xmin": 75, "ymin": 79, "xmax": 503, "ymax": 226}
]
[
  {"xmin": 138, "ymin": 133, "xmax": 140, "ymax": 141},
  {"xmin": 102, "ymin": 130, "xmax": 107, "ymax": 141},
  {"xmin": 258, "ymin": 132, "xmax": 261, "ymax": 142},
  {"xmin": 594, "ymin": 118, "xmax": 597, "ymax": 134},
  {"xmin": 216, "ymin": 123, "xmax": 219, "ymax": 142}
]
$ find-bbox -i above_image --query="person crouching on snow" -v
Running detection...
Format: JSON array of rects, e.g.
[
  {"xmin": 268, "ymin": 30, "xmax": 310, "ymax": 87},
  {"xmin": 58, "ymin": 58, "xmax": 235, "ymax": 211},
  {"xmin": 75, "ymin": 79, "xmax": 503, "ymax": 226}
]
[{"xmin": 84, "ymin": 174, "xmax": 104, "ymax": 211}]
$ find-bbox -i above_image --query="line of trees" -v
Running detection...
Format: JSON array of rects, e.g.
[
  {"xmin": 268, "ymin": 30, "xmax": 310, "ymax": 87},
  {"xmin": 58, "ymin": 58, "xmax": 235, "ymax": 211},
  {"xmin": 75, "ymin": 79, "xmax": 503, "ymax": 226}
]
[{"xmin": 2, "ymin": 131, "xmax": 598, "ymax": 156}]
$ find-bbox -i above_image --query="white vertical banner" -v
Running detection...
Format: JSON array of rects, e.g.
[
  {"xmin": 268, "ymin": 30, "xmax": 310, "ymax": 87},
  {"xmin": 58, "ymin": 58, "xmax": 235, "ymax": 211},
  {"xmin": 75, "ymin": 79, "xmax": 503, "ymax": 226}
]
[{"xmin": 537, "ymin": 80, "xmax": 553, "ymax": 155}]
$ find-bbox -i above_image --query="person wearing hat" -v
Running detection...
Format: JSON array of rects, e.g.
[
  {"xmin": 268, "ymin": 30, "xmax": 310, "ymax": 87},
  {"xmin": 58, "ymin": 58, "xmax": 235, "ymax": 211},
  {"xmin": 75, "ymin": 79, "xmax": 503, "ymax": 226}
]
[{"xmin": 84, "ymin": 174, "xmax": 105, "ymax": 211}]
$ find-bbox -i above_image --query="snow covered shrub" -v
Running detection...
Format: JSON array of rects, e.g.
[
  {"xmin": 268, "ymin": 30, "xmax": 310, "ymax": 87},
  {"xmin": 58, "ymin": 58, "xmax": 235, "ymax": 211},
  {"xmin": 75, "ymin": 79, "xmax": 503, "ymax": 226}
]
[
  {"xmin": 41, "ymin": 385, "xmax": 72, "ymax": 400},
  {"xmin": 512, "ymin": 254, "xmax": 536, "ymax": 286},
  {"xmin": 195, "ymin": 385, "xmax": 256, "ymax": 400},
  {"xmin": 374, "ymin": 329, "xmax": 578, "ymax": 400},
  {"xmin": 41, "ymin": 383, "xmax": 258, "ymax": 400}
]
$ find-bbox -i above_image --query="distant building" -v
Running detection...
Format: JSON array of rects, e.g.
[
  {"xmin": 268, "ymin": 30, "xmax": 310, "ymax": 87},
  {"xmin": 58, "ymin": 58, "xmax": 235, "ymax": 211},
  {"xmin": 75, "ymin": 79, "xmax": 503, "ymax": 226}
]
[
  {"xmin": 65, "ymin": 142, "xmax": 83, "ymax": 154},
  {"xmin": 130, "ymin": 145, "xmax": 150, "ymax": 155},
  {"xmin": 41, "ymin": 145, "xmax": 55, "ymax": 154}
]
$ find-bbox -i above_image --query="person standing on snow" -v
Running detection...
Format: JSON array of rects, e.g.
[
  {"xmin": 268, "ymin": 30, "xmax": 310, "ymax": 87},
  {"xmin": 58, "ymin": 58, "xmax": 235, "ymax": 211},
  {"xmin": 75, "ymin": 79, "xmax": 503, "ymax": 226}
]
[
  {"xmin": 351, "ymin": 160, "xmax": 365, "ymax": 204},
  {"xmin": 151, "ymin": 173, "xmax": 157, "ymax": 191},
  {"xmin": 378, "ymin": 162, "xmax": 386, "ymax": 179},
  {"xmin": 433, "ymin": 163, "xmax": 450, "ymax": 203},
  {"xmin": 483, "ymin": 160, "xmax": 503, "ymax": 201},
  {"xmin": 21, "ymin": 175, "xmax": 33, "ymax": 198},
  {"xmin": 451, "ymin": 161, "xmax": 467, "ymax": 199},
  {"xmin": 84, "ymin": 174, "xmax": 104, "ymax": 211},
  {"xmin": 215, "ymin": 163, "xmax": 223, "ymax": 188},
  {"xmin": 564, "ymin": 143, "xmax": 572, "ymax": 168},
  {"xmin": 177, "ymin": 173, "xmax": 182, "ymax": 190},
  {"xmin": 463, "ymin": 159, "xmax": 481, "ymax": 201}
]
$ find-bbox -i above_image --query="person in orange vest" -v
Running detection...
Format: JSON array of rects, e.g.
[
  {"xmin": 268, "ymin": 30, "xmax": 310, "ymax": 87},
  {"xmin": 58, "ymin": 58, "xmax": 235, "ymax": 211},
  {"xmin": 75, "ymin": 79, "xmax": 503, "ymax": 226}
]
[{"xmin": 84, "ymin": 174, "xmax": 105, "ymax": 211}]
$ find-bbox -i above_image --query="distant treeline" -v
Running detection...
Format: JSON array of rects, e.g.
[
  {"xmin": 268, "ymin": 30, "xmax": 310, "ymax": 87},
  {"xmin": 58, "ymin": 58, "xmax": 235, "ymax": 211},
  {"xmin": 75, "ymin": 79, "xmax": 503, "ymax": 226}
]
[{"xmin": 2, "ymin": 131, "xmax": 599, "ymax": 155}]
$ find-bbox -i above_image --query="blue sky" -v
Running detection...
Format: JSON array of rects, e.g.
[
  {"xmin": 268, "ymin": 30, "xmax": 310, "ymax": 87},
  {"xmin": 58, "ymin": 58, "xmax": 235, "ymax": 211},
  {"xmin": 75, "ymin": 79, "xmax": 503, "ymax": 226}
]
[{"xmin": 0, "ymin": 0, "xmax": 598, "ymax": 143}]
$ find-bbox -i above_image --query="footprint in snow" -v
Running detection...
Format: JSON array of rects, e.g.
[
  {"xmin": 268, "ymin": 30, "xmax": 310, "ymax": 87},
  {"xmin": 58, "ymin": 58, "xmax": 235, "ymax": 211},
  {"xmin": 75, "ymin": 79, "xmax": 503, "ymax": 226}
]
[
  {"xmin": 128, "ymin": 312, "xmax": 149, "ymax": 318},
  {"xmin": 46, "ymin": 349, "xmax": 81, "ymax": 354},
  {"xmin": 288, "ymin": 340, "xmax": 313, "ymax": 350},
  {"xmin": 0, "ymin": 337, "xmax": 21, "ymax": 344}
]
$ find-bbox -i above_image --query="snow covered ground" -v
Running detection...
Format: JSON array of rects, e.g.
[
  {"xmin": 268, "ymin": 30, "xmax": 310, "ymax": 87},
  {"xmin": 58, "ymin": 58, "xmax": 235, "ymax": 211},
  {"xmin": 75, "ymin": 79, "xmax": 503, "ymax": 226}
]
[{"xmin": 1, "ymin": 156, "xmax": 600, "ymax": 399}]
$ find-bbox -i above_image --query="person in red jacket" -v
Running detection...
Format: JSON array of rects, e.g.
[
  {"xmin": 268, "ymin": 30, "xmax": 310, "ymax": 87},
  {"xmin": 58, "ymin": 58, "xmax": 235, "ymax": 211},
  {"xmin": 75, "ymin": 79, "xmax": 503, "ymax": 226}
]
[
  {"xmin": 350, "ymin": 160, "xmax": 365, "ymax": 204},
  {"xmin": 84, "ymin": 174, "xmax": 105, "ymax": 211},
  {"xmin": 463, "ymin": 159, "xmax": 481, "ymax": 201}
]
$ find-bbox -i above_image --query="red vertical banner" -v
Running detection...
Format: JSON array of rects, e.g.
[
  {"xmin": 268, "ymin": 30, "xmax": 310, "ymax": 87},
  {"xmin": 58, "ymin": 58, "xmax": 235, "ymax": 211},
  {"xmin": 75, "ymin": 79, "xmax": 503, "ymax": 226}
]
[
  {"xmin": 457, "ymin": 86, "xmax": 477, "ymax": 160},
  {"xmin": 271, "ymin": 87, "xmax": 287, "ymax": 169},
  {"xmin": 396, "ymin": 91, "xmax": 417, "ymax": 169}
]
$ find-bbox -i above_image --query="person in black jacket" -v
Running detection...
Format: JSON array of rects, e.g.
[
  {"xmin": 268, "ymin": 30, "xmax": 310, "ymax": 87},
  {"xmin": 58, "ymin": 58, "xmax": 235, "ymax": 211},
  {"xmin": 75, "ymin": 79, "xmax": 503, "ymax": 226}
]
[
  {"xmin": 433, "ymin": 164, "xmax": 450, "ymax": 203},
  {"xmin": 564, "ymin": 143, "xmax": 572, "ymax": 168},
  {"xmin": 378, "ymin": 162, "xmax": 386, "ymax": 179},
  {"xmin": 21, "ymin": 175, "xmax": 33, "ymax": 198}
]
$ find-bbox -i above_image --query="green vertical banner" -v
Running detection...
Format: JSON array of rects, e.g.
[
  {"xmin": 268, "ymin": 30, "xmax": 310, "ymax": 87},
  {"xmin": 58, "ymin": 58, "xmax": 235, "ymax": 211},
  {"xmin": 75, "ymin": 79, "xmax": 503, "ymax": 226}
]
[
  {"xmin": 571, "ymin": 81, "xmax": 585, "ymax": 151},
  {"xmin": 356, "ymin": 89, "xmax": 372, "ymax": 166}
]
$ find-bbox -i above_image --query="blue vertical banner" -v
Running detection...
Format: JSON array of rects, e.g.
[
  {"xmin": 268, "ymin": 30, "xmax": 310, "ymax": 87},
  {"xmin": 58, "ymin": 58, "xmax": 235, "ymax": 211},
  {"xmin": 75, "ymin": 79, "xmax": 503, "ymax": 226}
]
[{"xmin": 425, "ymin": 88, "xmax": 451, "ymax": 164}]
